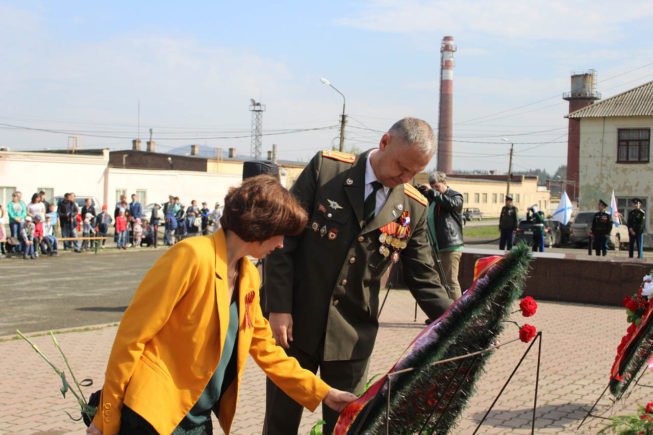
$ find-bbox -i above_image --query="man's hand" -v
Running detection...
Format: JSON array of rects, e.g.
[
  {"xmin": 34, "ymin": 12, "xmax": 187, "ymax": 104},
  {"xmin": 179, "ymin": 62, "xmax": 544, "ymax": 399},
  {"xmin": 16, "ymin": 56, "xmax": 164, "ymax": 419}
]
[
  {"xmin": 269, "ymin": 312, "xmax": 293, "ymax": 348},
  {"xmin": 323, "ymin": 388, "xmax": 358, "ymax": 412}
]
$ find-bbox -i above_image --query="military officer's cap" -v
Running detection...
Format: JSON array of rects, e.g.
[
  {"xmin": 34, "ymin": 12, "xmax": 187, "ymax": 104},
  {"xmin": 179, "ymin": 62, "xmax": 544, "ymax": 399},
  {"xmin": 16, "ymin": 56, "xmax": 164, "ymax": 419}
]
[
  {"xmin": 505, "ymin": 195, "xmax": 513, "ymax": 200},
  {"xmin": 632, "ymin": 198, "xmax": 642, "ymax": 204},
  {"xmin": 598, "ymin": 199, "xmax": 608, "ymax": 207}
]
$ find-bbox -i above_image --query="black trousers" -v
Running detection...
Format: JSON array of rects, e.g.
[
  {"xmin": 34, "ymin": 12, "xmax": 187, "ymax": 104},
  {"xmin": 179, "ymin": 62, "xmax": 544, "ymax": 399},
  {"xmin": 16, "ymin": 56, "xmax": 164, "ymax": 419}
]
[
  {"xmin": 594, "ymin": 234, "xmax": 608, "ymax": 256},
  {"xmin": 263, "ymin": 345, "xmax": 369, "ymax": 435}
]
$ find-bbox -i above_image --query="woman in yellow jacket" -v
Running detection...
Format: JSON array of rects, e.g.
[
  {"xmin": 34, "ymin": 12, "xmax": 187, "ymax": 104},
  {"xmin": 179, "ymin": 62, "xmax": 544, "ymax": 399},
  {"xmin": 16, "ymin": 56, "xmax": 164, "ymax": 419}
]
[{"xmin": 88, "ymin": 175, "xmax": 356, "ymax": 434}]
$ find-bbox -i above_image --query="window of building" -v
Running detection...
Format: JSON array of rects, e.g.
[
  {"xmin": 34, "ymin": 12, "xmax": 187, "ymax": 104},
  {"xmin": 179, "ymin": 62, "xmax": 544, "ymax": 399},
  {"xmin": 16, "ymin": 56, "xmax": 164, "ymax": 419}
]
[
  {"xmin": 463, "ymin": 193, "xmax": 469, "ymax": 203},
  {"xmin": 36, "ymin": 187, "xmax": 54, "ymax": 206},
  {"xmin": 474, "ymin": 193, "xmax": 480, "ymax": 203},
  {"xmin": 492, "ymin": 193, "xmax": 498, "ymax": 203},
  {"xmin": 516, "ymin": 194, "xmax": 521, "ymax": 203},
  {"xmin": 618, "ymin": 128, "xmax": 650, "ymax": 163},
  {"xmin": 617, "ymin": 197, "xmax": 648, "ymax": 231},
  {"xmin": 0, "ymin": 186, "xmax": 17, "ymax": 208},
  {"xmin": 135, "ymin": 189, "xmax": 147, "ymax": 204},
  {"xmin": 500, "ymin": 193, "xmax": 505, "ymax": 203},
  {"xmin": 115, "ymin": 189, "xmax": 127, "ymax": 205},
  {"xmin": 482, "ymin": 193, "xmax": 488, "ymax": 203}
]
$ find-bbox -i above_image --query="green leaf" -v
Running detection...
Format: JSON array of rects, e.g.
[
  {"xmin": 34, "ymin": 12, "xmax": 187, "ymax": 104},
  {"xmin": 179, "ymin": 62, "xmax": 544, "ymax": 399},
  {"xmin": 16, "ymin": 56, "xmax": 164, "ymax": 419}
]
[
  {"xmin": 59, "ymin": 372, "xmax": 68, "ymax": 398},
  {"xmin": 309, "ymin": 419, "xmax": 326, "ymax": 435},
  {"xmin": 358, "ymin": 373, "xmax": 382, "ymax": 396}
]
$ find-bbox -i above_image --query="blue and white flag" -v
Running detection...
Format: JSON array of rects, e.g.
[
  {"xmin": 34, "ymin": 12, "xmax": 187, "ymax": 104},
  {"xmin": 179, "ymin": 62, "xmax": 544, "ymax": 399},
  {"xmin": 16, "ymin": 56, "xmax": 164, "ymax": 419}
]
[
  {"xmin": 610, "ymin": 190, "xmax": 620, "ymax": 227},
  {"xmin": 552, "ymin": 191, "xmax": 572, "ymax": 225}
]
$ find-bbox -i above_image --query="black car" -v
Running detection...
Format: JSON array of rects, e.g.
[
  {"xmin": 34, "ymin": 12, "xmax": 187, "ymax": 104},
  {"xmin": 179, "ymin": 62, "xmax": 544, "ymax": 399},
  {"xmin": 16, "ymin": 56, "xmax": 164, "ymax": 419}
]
[{"xmin": 514, "ymin": 219, "xmax": 569, "ymax": 248}]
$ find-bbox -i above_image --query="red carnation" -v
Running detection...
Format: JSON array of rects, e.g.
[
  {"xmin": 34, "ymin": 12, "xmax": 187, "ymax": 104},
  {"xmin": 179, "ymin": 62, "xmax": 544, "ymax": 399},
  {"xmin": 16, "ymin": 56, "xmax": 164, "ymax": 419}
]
[
  {"xmin": 519, "ymin": 297, "xmax": 538, "ymax": 317},
  {"xmin": 519, "ymin": 324, "xmax": 537, "ymax": 343},
  {"xmin": 626, "ymin": 298, "xmax": 640, "ymax": 313},
  {"xmin": 646, "ymin": 402, "xmax": 653, "ymax": 414}
]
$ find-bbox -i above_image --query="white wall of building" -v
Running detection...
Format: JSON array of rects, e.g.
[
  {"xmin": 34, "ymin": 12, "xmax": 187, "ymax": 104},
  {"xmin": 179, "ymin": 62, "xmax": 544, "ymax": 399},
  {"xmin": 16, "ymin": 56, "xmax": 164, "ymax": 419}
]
[
  {"xmin": 106, "ymin": 168, "xmax": 242, "ymax": 208},
  {"xmin": 0, "ymin": 151, "xmax": 108, "ymax": 206}
]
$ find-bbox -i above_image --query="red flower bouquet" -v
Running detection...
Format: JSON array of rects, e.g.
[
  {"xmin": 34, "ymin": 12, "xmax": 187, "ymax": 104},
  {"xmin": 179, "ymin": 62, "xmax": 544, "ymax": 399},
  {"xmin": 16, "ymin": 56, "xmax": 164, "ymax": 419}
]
[{"xmin": 609, "ymin": 272, "xmax": 653, "ymax": 398}]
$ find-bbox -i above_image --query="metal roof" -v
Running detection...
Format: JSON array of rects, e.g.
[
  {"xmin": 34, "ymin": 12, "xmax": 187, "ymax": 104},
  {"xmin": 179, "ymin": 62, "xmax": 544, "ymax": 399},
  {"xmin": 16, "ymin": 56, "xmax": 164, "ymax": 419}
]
[{"xmin": 567, "ymin": 80, "xmax": 653, "ymax": 119}]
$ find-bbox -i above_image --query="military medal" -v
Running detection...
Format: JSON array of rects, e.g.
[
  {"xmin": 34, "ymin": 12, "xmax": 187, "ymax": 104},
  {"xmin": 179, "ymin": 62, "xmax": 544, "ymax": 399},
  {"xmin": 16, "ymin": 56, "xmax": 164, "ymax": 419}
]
[
  {"xmin": 328, "ymin": 228, "xmax": 338, "ymax": 240},
  {"xmin": 377, "ymin": 211, "xmax": 412, "ymax": 263},
  {"xmin": 312, "ymin": 222, "xmax": 320, "ymax": 232},
  {"xmin": 320, "ymin": 225, "xmax": 328, "ymax": 237}
]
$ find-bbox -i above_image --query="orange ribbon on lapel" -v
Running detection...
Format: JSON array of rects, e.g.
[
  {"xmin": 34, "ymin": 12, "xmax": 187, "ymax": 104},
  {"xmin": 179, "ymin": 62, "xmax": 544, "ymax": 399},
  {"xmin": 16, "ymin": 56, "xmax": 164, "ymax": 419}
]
[{"xmin": 244, "ymin": 291, "xmax": 255, "ymax": 328}]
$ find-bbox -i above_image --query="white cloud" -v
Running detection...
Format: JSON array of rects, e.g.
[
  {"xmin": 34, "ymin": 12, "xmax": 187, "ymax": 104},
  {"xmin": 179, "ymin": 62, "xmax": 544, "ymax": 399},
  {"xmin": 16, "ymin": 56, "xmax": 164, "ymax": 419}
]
[{"xmin": 337, "ymin": 0, "xmax": 653, "ymax": 42}]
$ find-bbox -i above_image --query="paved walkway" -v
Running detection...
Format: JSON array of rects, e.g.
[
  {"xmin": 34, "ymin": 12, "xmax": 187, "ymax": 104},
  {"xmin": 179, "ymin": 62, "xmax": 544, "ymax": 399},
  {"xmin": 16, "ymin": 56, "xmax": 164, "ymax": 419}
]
[{"xmin": 1, "ymin": 292, "xmax": 650, "ymax": 434}]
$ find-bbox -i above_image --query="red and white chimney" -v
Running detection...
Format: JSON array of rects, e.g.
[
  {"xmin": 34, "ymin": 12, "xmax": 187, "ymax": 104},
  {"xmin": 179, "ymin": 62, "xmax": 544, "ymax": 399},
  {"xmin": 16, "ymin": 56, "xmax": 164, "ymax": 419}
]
[{"xmin": 437, "ymin": 36, "xmax": 456, "ymax": 175}]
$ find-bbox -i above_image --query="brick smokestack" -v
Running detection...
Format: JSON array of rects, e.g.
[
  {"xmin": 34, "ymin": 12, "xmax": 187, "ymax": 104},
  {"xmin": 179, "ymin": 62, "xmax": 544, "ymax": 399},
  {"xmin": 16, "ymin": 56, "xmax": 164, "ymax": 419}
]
[
  {"xmin": 563, "ymin": 70, "xmax": 600, "ymax": 202},
  {"xmin": 437, "ymin": 36, "xmax": 456, "ymax": 175}
]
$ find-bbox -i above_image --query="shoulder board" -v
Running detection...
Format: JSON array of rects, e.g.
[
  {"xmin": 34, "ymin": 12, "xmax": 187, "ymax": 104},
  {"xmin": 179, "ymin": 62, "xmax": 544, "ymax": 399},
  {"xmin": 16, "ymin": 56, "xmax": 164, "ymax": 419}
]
[
  {"xmin": 321, "ymin": 150, "xmax": 356, "ymax": 164},
  {"xmin": 403, "ymin": 184, "xmax": 428, "ymax": 206}
]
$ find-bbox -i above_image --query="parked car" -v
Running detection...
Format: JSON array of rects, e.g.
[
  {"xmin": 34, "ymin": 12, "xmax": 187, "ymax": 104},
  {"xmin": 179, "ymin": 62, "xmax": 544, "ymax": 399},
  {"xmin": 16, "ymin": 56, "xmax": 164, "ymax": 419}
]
[
  {"xmin": 141, "ymin": 202, "xmax": 165, "ymax": 220},
  {"xmin": 463, "ymin": 208, "xmax": 483, "ymax": 221},
  {"xmin": 569, "ymin": 211, "xmax": 629, "ymax": 250},
  {"xmin": 514, "ymin": 219, "xmax": 569, "ymax": 248}
]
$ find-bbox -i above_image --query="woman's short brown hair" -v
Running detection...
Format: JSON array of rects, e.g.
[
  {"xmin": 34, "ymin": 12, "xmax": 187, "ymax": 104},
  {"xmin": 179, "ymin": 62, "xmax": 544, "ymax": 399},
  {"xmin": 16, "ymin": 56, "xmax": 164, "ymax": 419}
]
[{"xmin": 220, "ymin": 175, "xmax": 308, "ymax": 242}]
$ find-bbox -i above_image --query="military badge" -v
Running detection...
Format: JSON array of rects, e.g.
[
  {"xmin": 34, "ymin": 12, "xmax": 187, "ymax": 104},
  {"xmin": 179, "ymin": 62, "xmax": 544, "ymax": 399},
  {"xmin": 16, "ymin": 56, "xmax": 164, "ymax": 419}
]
[
  {"xmin": 328, "ymin": 228, "xmax": 338, "ymax": 240},
  {"xmin": 327, "ymin": 199, "xmax": 343, "ymax": 210}
]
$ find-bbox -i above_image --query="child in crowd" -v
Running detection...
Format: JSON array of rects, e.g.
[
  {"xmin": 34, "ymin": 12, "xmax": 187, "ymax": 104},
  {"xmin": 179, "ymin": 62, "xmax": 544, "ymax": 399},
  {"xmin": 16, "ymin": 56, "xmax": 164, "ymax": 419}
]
[
  {"xmin": 141, "ymin": 218, "xmax": 154, "ymax": 247},
  {"xmin": 0, "ymin": 204, "xmax": 6, "ymax": 258},
  {"xmin": 164, "ymin": 209, "xmax": 177, "ymax": 246},
  {"xmin": 115, "ymin": 209, "xmax": 128, "ymax": 250},
  {"xmin": 42, "ymin": 214, "xmax": 59, "ymax": 255},
  {"xmin": 133, "ymin": 218, "xmax": 143, "ymax": 247},
  {"xmin": 21, "ymin": 216, "xmax": 36, "ymax": 259},
  {"xmin": 33, "ymin": 215, "xmax": 44, "ymax": 257},
  {"xmin": 75, "ymin": 212, "xmax": 82, "ymax": 234},
  {"xmin": 95, "ymin": 205, "xmax": 112, "ymax": 248},
  {"xmin": 81, "ymin": 213, "xmax": 95, "ymax": 251}
]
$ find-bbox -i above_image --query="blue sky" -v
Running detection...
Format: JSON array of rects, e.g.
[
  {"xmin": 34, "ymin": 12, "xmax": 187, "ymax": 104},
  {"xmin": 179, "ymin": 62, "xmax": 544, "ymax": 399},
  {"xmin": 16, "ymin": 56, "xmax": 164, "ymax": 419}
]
[{"xmin": 1, "ymin": 0, "xmax": 653, "ymax": 173}]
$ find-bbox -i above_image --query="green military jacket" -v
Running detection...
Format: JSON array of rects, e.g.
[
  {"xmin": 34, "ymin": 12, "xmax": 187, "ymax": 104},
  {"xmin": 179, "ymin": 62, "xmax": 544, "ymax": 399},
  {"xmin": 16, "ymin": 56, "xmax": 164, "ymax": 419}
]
[{"xmin": 263, "ymin": 150, "xmax": 454, "ymax": 361}]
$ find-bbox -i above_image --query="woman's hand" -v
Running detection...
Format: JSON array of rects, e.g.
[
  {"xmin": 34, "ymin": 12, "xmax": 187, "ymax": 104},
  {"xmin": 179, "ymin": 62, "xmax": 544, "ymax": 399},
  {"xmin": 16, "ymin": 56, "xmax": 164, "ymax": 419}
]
[
  {"xmin": 86, "ymin": 422, "xmax": 102, "ymax": 435},
  {"xmin": 323, "ymin": 388, "xmax": 358, "ymax": 412}
]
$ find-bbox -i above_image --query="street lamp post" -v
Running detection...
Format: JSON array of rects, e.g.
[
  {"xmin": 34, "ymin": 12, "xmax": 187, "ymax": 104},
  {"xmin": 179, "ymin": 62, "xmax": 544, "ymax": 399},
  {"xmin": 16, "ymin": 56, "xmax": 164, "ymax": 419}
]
[
  {"xmin": 501, "ymin": 138, "xmax": 515, "ymax": 197},
  {"xmin": 320, "ymin": 77, "xmax": 346, "ymax": 152}
]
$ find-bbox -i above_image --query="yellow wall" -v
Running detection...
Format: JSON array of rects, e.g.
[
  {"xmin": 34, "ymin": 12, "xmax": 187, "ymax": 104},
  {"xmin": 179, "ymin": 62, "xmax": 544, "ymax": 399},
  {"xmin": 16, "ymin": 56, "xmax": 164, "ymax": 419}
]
[{"xmin": 415, "ymin": 174, "xmax": 552, "ymax": 218}]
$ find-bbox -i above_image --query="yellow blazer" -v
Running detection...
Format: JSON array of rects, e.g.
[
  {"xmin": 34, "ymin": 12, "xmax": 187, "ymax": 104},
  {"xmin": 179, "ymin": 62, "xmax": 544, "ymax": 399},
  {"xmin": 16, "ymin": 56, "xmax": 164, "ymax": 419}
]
[{"xmin": 92, "ymin": 229, "xmax": 330, "ymax": 434}]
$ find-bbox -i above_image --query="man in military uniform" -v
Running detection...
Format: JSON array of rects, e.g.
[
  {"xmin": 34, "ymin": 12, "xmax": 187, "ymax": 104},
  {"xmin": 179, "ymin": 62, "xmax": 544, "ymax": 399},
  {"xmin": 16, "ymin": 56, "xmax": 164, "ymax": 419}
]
[
  {"xmin": 262, "ymin": 117, "xmax": 454, "ymax": 434},
  {"xmin": 498, "ymin": 195, "xmax": 518, "ymax": 250},
  {"xmin": 591, "ymin": 199, "xmax": 613, "ymax": 256},
  {"xmin": 627, "ymin": 198, "xmax": 646, "ymax": 259}
]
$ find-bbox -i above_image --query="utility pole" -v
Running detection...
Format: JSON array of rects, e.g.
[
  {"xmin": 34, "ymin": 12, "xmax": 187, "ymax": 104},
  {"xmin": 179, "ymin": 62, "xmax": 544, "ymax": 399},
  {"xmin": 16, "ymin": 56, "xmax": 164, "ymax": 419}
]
[
  {"xmin": 320, "ymin": 77, "xmax": 347, "ymax": 152},
  {"xmin": 506, "ymin": 142, "xmax": 514, "ymax": 197},
  {"xmin": 339, "ymin": 111, "xmax": 347, "ymax": 152},
  {"xmin": 502, "ymin": 138, "xmax": 514, "ymax": 197}
]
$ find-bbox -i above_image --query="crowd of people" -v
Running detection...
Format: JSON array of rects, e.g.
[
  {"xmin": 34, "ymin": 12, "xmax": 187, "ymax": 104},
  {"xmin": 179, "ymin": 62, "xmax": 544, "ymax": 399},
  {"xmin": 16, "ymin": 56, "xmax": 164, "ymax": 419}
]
[{"xmin": 0, "ymin": 190, "xmax": 223, "ymax": 259}]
